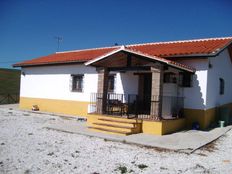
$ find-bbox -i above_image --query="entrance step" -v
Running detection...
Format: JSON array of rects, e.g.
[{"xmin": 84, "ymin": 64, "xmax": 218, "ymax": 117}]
[
  {"xmin": 92, "ymin": 122, "xmax": 137, "ymax": 132},
  {"xmin": 98, "ymin": 118, "xmax": 141, "ymax": 124},
  {"xmin": 93, "ymin": 122, "xmax": 134, "ymax": 129},
  {"xmin": 96, "ymin": 119, "xmax": 136, "ymax": 128},
  {"xmin": 88, "ymin": 116, "xmax": 142, "ymax": 135},
  {"xmin": 88, "ymin": 126, "xmax": 133, "ymax": 135}
]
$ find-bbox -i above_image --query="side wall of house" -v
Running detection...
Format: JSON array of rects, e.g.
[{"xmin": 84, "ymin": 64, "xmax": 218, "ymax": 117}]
[
  {"xmin": 177, "ymin": 59, "xmax": 208, "ymax": 110},
  {"xmin": 177, "ymin": 59, "xmax": 209, "ymax": 128},
  {"xmin": 20, "ymin": 64, "xmax": 98, "ymax": 116},
  {"xmin": 19, "ymin": 65, "xmax": 139, "ymax": 116},
  {"xmin": 179, "ymin": 49, "xmax": 232, "ymax": 129},
  {"xmin": 205, "ymin": 49, "xmax": 232, "ymax": 126},
  {"xmin": 206, "ymin": 49, "xmax": 232, "ymax": 108},
  {"xmin": 20, "ymin": 64, "xmax": 185, "ymax": 117}
]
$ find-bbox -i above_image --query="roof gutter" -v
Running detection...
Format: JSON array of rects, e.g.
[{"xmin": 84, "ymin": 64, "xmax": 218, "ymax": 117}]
[{"xmin": 13, "ymin": 60, "xmax": 85, "ymax": 68}]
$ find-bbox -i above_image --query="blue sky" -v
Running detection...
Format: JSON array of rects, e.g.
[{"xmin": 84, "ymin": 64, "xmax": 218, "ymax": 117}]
[{"xmin": 0, "ymin": 0, "xmax": 232, "ymax": 68}]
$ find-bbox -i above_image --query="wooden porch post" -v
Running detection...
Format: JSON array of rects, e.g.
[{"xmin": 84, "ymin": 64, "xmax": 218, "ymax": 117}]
[
  {"xmin": 97, "ymin": 68, "xmax": 109, "ymax": 114},
  {"xmin": 150, "ymin": 65, "xmax": 164, "ymax": 120}
]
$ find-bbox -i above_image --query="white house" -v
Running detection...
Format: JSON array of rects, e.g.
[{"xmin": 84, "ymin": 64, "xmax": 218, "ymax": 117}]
[{"xmin": 14, "ymin": 37, "xmax": 232, "ymax": 135}]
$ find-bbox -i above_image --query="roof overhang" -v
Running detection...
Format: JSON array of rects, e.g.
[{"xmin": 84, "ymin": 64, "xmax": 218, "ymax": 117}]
[
  {"xmin": 13, "ymin": 60, "xmax": 85, "ymax": 68},
  {"xmin": 85, "ymin": 46, "xmax": 195, "ymax": 73}
]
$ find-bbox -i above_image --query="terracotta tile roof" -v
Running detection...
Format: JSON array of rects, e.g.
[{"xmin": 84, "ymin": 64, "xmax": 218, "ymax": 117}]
[
  {"xmin": 128, "ymin": 37, "xmax": 232, "ymax": 57},
  {"xmin": 13, "ymin": 47, "xmax": 119, "ymax": 67},
  {"xmin": 13, "ymin": 37, "xmax": 232, "ymax": 67}
]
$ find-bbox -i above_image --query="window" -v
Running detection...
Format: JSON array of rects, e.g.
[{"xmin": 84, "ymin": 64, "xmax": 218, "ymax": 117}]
[
  {"xmin": 179, "ymin": 72, "xmax": 192, "ymax": 87},
  {"xmin": 163, "ymin": 72, "xmax": 177, "ymax": 83},
  {"xmin": 219, "ymin": 78, "xmax": 225, "ymax": 95},
  {"xmin": 71, "ymin": 74, "xmax": 84, "ymax": 92},
  {"xmin": 108, "ymin": 74, "xmax": 115, "ymax": 93}
]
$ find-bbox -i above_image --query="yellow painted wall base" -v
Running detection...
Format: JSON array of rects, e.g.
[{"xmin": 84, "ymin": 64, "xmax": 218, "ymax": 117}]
[
  {"xmin": 19, "ymin": 97, "xmax": 232, "ymax": 134},
  {"xmin": 19, "ymin": 97, "xmax": 90, "ymax": 117},
  {"xmin": 142, "ymin": 118, "xmax": 186, "ymax": 135},
  {"xmin": 184, "ymin": 103, "xmax": 232, "ymax": 129}
]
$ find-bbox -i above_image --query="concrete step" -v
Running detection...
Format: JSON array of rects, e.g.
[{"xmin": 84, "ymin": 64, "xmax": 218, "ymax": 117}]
[
  {"xmin": 95, "ymin": 119, "xmax": 136, "ymax": 128},
  {"xmin": 96, "ymin": 115, "xmax": 141, "ymax": 123},
  {"xmin": 88, "ymin": 126, "xmax": 132, "ymax": 135},
  {"xmin": 98, "ymin": 117, "xmax": 141, "ymax": 124},
  {"xmin": 92, "ymin": 122, "xmax": 137, "ymax": 132},
  {"xmin": 87, "ymin": 115, "xmax": 142, "ymax": 135},
  {"xmin": 93, "ymin": 122, "xmax": 134, "ymax": 129}
]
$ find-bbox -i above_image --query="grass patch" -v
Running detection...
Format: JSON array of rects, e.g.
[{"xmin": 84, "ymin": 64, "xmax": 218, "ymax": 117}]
[
  {"xmin": 24, "ymin": 169, "xmax": 31, "ymax": 174},
  {"xmin": 115, "ymin": 165, "xmax": 135, "ymax": 174},
  {"xmin": 0, "ymin": 68, "xmax": 21, "ymax": 94},
  {"xmin": 137, "ymin": 164, "xmax": 148, "ymax": 170},
  {"xmin": 0, "ymin": 68, "xmax": 20, "ymax": 104},
  {"xmin": 115, "ymin": 166, "xmax": 128, "ymax": 174},
  {"xmin": 160, "ymin": 166, "xmax": 168, "ymax": 170}
]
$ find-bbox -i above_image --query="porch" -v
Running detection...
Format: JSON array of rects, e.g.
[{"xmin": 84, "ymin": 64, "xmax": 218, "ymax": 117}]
[
  {"xmin": 85, "ymin": 46, "xmax": 194, "ymax": 135},
  {"xmin": 89, "ymin": 93, "xmax": 185, "ymax": 120},
  {"xmin": 87, "ymin": 114, "xmax": 186, "ymax": 135}
]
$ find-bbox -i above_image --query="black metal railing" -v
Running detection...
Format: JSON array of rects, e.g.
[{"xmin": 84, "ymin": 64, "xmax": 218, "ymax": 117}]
[
  {"xmin": 89, "ymin": 93, "xmax": 184, "ymax": 120},
  {"xmin": 0, "ymin": 93, "xmax": 19, "ymax": 104}
]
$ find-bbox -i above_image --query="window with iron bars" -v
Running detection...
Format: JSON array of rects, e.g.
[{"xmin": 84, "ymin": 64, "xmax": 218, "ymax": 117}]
[{"xmin": 71, "ymin": 74, "xmax": 84, "ymax": 92}]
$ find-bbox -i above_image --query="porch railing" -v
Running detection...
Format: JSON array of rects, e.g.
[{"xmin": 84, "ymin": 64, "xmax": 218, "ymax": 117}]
[{"xmin": 89, "ymin": 93, "xmax": 184, "ymax": 120}]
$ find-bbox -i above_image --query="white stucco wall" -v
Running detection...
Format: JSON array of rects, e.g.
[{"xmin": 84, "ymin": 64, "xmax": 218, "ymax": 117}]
[
  {"xmin": 20, "ymin": 64, "xmax": 98, "ymax": 102},
  {"xmin": 177, "ymin": 59, "xmax": 208, "ymax": 110},
  {"xmin": 115, "ymin": 72, "xmax": 138, "ymax": 95},
  {"xmin": 20, "ymin": 65, "xmax": 139, "ymax": 102},
  {"xmin": 206, "ymin": 49, "xmax": 232, "ymax": 109}
]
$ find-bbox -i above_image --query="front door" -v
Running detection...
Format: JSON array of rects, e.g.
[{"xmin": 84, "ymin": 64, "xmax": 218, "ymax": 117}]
[{"xmin": 138, "ymin": 73, "xmax": 151, "ymax": 114}]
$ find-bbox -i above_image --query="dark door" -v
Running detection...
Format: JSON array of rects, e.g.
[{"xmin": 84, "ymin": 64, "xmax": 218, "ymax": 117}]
[{"xmin": 138, "ymin": 73, "xmax": 151, "ymax": 114}]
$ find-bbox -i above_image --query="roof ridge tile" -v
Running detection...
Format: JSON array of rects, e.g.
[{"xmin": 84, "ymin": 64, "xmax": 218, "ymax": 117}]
[{"xmin": 56, "ymin": 45, "xmax": 120, "ymax": 54}]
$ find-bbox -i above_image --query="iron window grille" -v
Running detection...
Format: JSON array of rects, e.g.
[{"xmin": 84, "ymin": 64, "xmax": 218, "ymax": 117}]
[
  {"xmin": 108, "ymin": 74, "xmax": 115, "ymax": 93},
  {"xmin": 71, "ymin": 74, "xmax": 84, "ymax": 92},
  {"xmin": 179, "ymin": 72, "xmax": 193, "ymax": 87},
  {"xmin": 219, "ymin": 78, "xmax": 225, "ymax": 95}
]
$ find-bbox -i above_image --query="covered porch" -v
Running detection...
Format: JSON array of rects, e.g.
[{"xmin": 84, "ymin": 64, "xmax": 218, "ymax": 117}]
[
  {"xmin": 85, "ymin": 46, "xmax": 195, "ymax": 135},
  {"xmin": 89, "ymin": 71, "xmax": 185, "ymax": 121}
]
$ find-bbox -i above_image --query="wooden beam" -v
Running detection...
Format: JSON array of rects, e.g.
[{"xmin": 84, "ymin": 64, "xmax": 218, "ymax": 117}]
[
  {"xmin": 108, "ymin": 66, "xmax": 150, "ymax": 72},
  {"xmin": 127, "ymin": 54, "xmax": 132, "ymax": 67},
  {"xmin": 134, "ymin": 71, "xmax": 152, "ymax": 75}
]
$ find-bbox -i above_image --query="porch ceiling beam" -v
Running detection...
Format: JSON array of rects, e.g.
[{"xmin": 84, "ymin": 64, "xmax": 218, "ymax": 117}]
[
  {"xmin": 133, "ymin": 71, "xmax": 152, "ymax": 75},
  {"xmin": 121, "ymin": 50, "xmax": 192, "ymax": 73},
  {"xmin": 108, "ymin": 66, "xmax": 150, "ymax": 72},
  {"xmin": 126, "ymin": 54, "xmax": 132, "ymax": 67}
]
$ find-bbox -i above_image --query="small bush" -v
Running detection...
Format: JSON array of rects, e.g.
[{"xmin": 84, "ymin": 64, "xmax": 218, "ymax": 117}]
[
  {"xmin": 115, "ymin": 166, "xmax": 128, "ymax": 174},
  {"xmin": 137, "ymin": 164, "xmax": 148, "ymax": 170}
]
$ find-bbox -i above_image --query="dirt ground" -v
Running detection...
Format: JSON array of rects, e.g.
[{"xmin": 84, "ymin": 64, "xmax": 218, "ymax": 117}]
[{"xmin": 0, "ymin": 106, "xmax": 232, "ymax": 174}]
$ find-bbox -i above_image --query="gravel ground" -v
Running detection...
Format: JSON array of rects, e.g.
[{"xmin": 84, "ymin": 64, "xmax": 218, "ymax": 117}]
[{"xmin": 0, "ymin": 107, "xmax": 232, "ymax": 174}]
